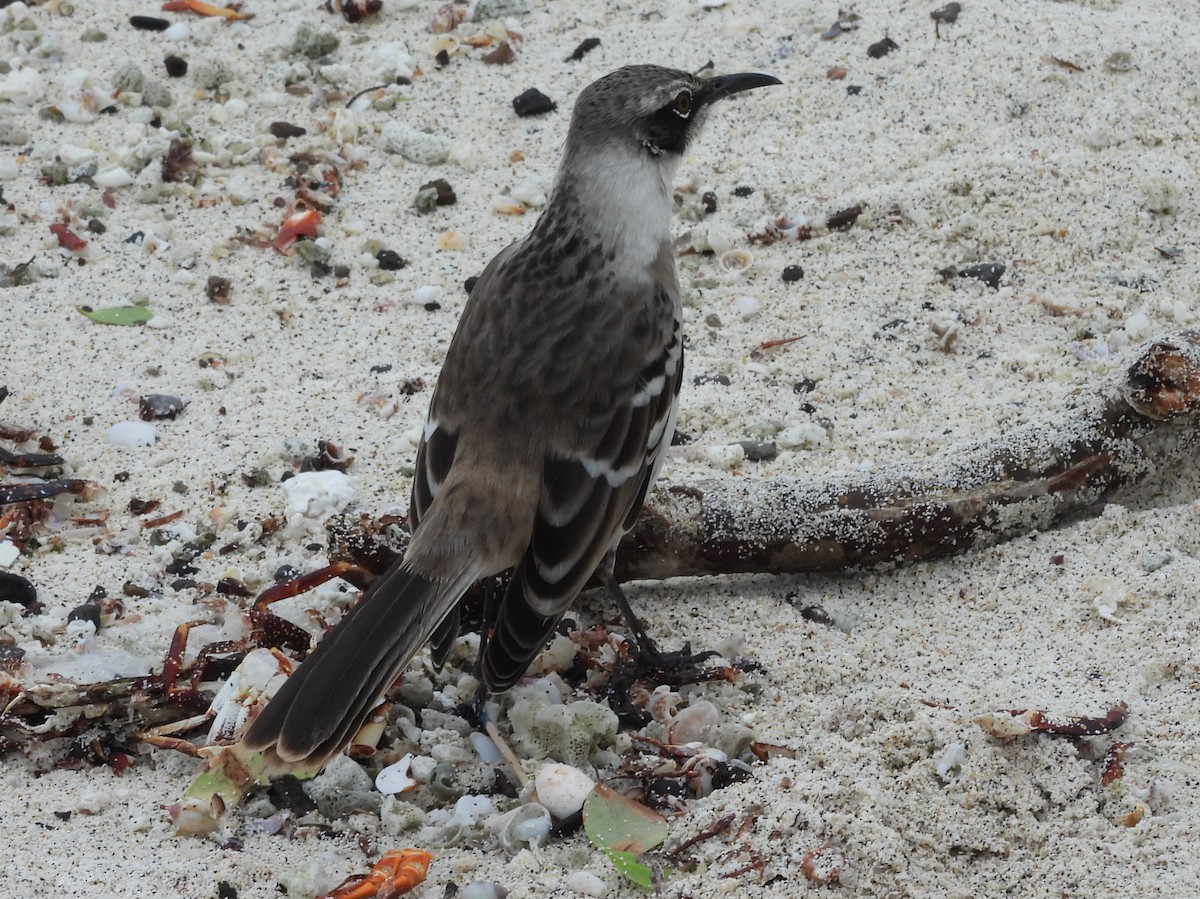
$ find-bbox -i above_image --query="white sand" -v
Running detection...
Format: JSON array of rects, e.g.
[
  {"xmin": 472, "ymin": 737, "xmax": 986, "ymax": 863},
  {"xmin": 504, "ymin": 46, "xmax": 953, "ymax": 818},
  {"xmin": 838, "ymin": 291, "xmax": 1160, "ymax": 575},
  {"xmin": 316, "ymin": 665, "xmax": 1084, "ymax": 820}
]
[{"xmin": 2, "ymin": 0, "xmax": 1199, "ymax": 895}]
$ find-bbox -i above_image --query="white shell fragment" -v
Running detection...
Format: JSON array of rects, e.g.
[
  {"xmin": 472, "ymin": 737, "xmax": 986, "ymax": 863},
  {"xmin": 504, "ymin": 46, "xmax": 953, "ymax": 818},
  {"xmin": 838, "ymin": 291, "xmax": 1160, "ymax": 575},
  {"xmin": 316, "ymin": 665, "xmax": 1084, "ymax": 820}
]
[
  {"xmin": 534, "ymin": 762, "xmax": 595, "ymax": 819},
  {"xmin": 93, "ymin": 167, "xmax": 135, "ymax": 189},
  {"xmin": 375, "ymin": 753, "xmax": 418, "ymax": 795},
  {"xmin": 735, "ymin": 295, "xmax": 760, "ymax": 319},
  {"xmin": 565, "ymin": 871, "xmax": 609, "ymax": 897},
  {"xmin": 106, "ymin": 420, "xmax": 157, "ymax": 447}
]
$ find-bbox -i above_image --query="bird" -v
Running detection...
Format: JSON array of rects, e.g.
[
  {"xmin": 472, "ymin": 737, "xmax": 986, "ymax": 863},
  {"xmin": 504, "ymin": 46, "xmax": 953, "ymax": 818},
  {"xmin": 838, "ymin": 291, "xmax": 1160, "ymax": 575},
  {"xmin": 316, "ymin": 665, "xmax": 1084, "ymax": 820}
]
[{"xmin": 241, "ymin": 64, "xmax": 781, "ymax": 771}]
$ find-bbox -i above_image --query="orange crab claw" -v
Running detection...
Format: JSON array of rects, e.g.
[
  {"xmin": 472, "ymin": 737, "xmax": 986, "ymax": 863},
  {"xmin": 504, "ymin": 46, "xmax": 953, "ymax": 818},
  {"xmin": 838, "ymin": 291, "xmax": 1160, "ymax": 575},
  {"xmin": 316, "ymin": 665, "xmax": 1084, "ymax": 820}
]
[{"xmin": 319, "ymin": 849, "xmax": 434, "ymax": 899}]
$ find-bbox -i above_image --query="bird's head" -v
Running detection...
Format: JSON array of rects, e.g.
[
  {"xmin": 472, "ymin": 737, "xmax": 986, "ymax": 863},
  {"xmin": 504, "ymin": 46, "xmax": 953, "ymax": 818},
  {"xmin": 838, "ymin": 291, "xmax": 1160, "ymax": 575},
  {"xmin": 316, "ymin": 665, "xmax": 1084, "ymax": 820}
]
[{"xmin": 565, "ymin": 64, "xmax": 781, "ymax": 162}]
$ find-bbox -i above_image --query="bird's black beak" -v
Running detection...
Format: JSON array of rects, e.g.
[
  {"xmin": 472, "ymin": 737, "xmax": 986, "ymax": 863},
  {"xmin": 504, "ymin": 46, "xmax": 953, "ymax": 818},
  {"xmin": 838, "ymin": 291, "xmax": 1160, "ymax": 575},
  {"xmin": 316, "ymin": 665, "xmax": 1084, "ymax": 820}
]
[{"xmin": 696, "ymin": 72, "xmax": 782, "ymax": 108}]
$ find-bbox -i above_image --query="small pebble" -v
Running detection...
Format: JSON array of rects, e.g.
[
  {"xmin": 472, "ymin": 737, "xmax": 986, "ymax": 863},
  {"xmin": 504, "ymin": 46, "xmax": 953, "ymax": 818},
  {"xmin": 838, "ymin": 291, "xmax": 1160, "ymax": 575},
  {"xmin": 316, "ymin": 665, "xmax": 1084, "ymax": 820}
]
[
  {"xmin": 67, "ymin": 603, "xmax": 101, "ymax": 627},
  {"xmin": 468, "ymin": 732, "xmax": 503, "ymax": 764},
  {"xmin": 738, "ymin": 440, "xmax": 778, "ymax": 462},
  {"xmin": 0, "ymin": 571, "xmax": 38, "ymax": 611},
  {"xmin": 956, "ymin": 262, "xmax": 1005, "ymax": 288},
  {"xmin": 827, "ymin": 66, "xmax": 848, "ymax": 80},
  {"xmin": 512, "ymin": 88, "xmax": 556, "ymax": 117},
  {"xmin": 567, "ymin": 38, "xmax": 601, "ymax": 62},
  {"xmin": 868, "ymin": 37, "xmax": 899, "ymax": 58},
  {"xmin": 565, "ymin": 871, "xmax": 608, "ymax": 898},
  {"xmin": 130, "ymin": 15, "xmax": 169, "ymax": 31},
  {"xmin": 164, "ymin": 56, "xmax": 188, "ymax": 78},
  {"xmin": 138, "ymin": 394, "xmax": 186, "ymax": 421},
  {"xmin": 93, "ymin": 167, "xmax": 134, "ymax": 189},
  {"xmin": 376, "ymin": 249, "xmax": 406, "ymax": 270},
  {"xmin": 930, "ymin": 2, "xmax": 962, "ymax": 23},
  {"xmin": 782, "ymin": 264, "xmax": 804, "ymax": 282},
  {"xmin": 414, "ymin": 285, "xmax": 439, "ymax": 306},
  {"xmin": 269, "ymin": 121, "xmax": 307, "ymax": 139},
  {"xmin": 482, "ymin": 42, "xmax": 516, "ymax": 65},
  {"xmin": 732, "ymin": 185, "xmax": 754, "ymax": 198}
]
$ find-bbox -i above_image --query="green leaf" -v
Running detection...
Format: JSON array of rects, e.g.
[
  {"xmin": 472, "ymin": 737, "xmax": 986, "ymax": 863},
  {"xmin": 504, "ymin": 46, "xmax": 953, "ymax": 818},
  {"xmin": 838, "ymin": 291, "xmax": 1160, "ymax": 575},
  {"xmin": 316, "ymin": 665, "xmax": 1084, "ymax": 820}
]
[
  {"xmin": 584, "ymin": 784, "xmax": 670, "ymax": 887},
  {"xmin": 77, "ymin": 304, "xmax": 153, "ymax": 326},
  {"xmin": 601, "ymin": 849, "xmax": 658, "ymax": 888}
]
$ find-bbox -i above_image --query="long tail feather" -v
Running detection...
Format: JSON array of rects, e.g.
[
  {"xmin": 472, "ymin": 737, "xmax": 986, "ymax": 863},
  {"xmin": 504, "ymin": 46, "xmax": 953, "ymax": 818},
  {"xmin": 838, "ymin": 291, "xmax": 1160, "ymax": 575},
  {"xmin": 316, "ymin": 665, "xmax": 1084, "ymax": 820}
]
[{"xmin": 242, "ymin": 564, "xmax": 460, "ymax": 766}]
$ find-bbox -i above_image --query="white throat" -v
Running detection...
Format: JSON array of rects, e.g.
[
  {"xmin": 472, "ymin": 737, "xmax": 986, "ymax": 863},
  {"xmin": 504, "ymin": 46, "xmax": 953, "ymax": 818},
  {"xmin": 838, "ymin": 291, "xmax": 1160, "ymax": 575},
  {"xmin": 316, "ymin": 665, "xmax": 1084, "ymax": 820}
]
[{"xmin": 557, "ymin": 147, "xmax": 679, "ymax": 272}]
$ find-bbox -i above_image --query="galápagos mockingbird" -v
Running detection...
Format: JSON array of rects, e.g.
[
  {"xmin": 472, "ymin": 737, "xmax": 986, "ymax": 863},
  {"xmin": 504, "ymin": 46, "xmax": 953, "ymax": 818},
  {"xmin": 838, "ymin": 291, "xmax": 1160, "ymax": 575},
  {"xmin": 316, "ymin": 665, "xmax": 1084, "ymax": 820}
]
[{"xmin": 243, "ymin": 64, "xmax": 781, "ymax": 770}]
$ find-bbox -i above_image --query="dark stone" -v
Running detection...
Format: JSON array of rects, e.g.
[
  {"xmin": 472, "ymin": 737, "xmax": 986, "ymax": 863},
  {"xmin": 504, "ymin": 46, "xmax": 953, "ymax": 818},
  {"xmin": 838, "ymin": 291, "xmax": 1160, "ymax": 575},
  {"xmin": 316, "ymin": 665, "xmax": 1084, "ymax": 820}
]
[
  {"xmin": 376, "ymin": 249, "xmax": 406, "ymax": 270},
  {"xmin": 269, "ymin": 121, "xmax": 307, "ymax": 139},
  {"xmin": 130, "ymin": 15, "xmax": 170, "ymax": 31},
  {"xmin": 567, "ymin": 38, "xmax": 601, "ymax": 61},
  {"xmin": 957, "ymin": 263, "xmax": 1006, "ymax": 289},
  {"xmin": 512, "ymin": 88, "xmax": 557, "ymax": 117},
  {"xmin": 867, "ymin": 37, "xmax": 899, "ymax": 58}
]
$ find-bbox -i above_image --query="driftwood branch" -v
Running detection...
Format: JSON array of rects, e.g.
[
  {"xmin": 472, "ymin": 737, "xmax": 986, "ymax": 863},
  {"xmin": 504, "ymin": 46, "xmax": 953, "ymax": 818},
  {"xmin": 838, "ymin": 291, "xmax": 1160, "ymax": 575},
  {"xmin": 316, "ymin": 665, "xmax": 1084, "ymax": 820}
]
[{"xmin": 615, "ymin": 331, "xmax": 1200, "ymax": 581}]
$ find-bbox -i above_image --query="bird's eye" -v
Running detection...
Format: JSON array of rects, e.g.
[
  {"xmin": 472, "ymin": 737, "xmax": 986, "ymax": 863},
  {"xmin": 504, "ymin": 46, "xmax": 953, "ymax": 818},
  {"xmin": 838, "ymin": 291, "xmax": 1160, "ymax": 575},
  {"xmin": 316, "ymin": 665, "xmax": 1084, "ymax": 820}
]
[{"xmin": 672, "ymin": 90, "xmax": 692, "ymax": 117}]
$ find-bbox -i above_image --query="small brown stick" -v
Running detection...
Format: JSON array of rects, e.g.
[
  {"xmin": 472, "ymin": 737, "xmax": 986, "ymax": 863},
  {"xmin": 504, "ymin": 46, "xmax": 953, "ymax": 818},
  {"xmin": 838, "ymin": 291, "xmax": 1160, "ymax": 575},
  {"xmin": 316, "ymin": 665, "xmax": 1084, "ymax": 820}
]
[
  {"xmin": 975, "ymin": 703, "xmax": 1128, "ymax": 738},
  {"xmin": 733, "ymin": 808, "xmax": 760, "ymax": 841},
  {"xmin": 720, "ymin": 855, "xmax": 766, "ymax": 879},
  {"xmin": 484, "ymin": 718, "xmax": 529, "ymax": 789},
  {"xmin": 667, "ymin": 812, "xmax": 735, "ymax": 858}
]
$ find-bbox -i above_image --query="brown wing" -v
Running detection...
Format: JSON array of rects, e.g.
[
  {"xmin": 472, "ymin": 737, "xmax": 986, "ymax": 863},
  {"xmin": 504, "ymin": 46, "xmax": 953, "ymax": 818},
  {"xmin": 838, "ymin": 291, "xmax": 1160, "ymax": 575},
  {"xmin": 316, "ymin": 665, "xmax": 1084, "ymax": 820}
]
[{"xmin": 479, "ymin": 323, "xmax": 682, "ymax": 690}]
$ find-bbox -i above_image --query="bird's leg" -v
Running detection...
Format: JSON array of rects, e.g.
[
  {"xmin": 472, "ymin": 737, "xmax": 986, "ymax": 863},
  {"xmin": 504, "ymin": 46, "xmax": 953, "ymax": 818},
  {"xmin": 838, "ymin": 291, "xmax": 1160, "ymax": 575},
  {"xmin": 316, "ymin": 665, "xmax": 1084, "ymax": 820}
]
[
  {"xmin": 597, "ymin": 566, "xmax": 718, "ymax": 672},
  {"xmin": 468, "ymin": 576, "xmax": 505, "ymax": 712}
]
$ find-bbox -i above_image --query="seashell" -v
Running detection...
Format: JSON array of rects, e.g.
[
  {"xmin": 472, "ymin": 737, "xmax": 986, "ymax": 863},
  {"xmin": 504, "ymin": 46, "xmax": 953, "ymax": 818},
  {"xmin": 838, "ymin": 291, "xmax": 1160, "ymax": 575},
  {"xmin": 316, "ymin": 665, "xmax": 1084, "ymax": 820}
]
[
  {"xmin": 429, "ymin": 762, "xmax": 462, "ymax": 801},
  {"xmin": 534, "ymin": 763, "xmax": 595, "ymax": 819},
  {"xmin": 433, "ymin": 820, "xmax": 465, "ymax": 848},
  {"xmin": 496, "ymin": 802, "xmax": 551, "ymax": 853},
  {"xmin": 645, "ymin": 685, "xmax": 681, "ymax": 724},
  {"xmin": 375, "ymin": 753, "xmax": 418, "ymax": 795},
  {"xmin": 719, "ymin": 248, "xmax": 753, "ymax": 273},
  {"xmin": 431, "ymin": 2, "xmax": 468, "ymax": 33},
  {"xmin": 667, "ymin": 699, "xmax": 720, "ymax": 744}
]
